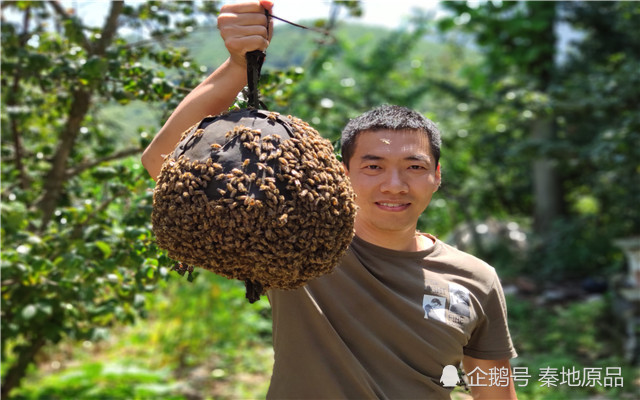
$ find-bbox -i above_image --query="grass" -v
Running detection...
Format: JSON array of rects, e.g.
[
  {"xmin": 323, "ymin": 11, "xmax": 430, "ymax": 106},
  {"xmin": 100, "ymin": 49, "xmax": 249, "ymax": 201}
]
[
  {"xmin": 12, "ymin": 272, "xmax": 274, "ymax": 399},
  {"xmin": 9, "ymin": 273, "xmax": 640, "ymax": 399}
]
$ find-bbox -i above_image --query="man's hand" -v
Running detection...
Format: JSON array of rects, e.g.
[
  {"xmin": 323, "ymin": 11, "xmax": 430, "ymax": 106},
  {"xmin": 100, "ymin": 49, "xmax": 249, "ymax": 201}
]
[{"xmin": 218, "ymin": 0, "xmax": 274, "ymax": 69}]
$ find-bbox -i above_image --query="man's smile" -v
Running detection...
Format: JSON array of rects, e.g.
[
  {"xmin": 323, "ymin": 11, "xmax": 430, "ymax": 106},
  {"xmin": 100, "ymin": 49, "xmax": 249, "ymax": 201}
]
[{"xmin": 375, "ymin": 201, "xmax": 411, "ymax": 211}]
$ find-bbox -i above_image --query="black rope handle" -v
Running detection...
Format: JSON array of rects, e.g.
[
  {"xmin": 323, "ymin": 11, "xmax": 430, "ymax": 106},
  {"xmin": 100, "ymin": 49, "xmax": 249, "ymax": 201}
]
[
  {"xmin": 244, "ymin": 10, "xmax": 331, "ymax": 110},
  {"xmin": 246, "ymin": 50, "xmax": 266, "ymax": 109},
  {"xmin": 244, "ymin": 9, "xmax": 272, "ymax": 110}
]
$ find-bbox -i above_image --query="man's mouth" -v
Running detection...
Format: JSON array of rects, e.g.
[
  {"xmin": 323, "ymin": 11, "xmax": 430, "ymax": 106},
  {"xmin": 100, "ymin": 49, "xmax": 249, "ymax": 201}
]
[{"xmin": 375, "ymin": 202, "xmax": 410, "ymax": 211}]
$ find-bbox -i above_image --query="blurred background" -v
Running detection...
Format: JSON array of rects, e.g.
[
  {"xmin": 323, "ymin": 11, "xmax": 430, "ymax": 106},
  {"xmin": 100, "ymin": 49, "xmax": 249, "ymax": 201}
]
[{"xmin": 1, "ymin": 1, "xmax": 638, "ymax": 399}]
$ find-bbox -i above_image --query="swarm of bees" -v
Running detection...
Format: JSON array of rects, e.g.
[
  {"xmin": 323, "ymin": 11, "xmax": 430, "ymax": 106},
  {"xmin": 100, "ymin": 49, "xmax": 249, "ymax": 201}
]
[{"xmin": 152, "ymin": 109, "xmax": 357, "ymax": 301}]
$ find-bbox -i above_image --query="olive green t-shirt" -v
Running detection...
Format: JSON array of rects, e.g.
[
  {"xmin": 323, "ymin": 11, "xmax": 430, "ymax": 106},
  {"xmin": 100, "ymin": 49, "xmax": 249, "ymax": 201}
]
[{"xmin": 267, "ymin": 234, "xmax": 517, "ymax": 399}]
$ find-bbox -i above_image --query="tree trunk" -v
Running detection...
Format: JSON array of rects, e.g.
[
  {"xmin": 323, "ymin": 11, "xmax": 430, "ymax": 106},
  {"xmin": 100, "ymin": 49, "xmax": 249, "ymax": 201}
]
[
  {"xmin": 532, "ymin": 117, "xmax": 562, "ymax": 234},
  {"xmin": 36, "ymin": 0, "xmax": 124, "ymax": 230},
  {"xmin": 37, "ymin": 88, "xmax": 91, "ymax": 229},
  {"xmin": 0, "ymin": 336, "xmax": 46, "ymax": 398}
]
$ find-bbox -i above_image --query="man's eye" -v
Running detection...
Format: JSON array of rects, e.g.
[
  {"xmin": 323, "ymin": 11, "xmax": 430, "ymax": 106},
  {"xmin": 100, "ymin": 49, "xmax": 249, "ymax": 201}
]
[
  {"xmin": 364, "ymin": 165, "xmax": 381, "ymax": 170},
  {"xmin": 409, "ymin": 165, "xmax": 426, "ymax": 170}
]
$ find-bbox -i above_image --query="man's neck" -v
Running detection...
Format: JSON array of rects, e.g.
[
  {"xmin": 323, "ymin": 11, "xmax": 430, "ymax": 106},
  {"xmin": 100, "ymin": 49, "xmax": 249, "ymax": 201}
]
[{"xmin": 354, "ymin": 222, "xmax": 432, "ymax": 252}]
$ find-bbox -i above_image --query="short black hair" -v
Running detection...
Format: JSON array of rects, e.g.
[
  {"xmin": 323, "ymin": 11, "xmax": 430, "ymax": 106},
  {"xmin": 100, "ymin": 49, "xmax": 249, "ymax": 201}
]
[{"xmin": 341, "ymin": 105, "xmax": 442, "ymax": 169}]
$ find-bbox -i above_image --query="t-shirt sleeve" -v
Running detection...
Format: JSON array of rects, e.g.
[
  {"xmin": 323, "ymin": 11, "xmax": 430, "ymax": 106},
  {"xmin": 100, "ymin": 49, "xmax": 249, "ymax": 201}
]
[{"xmin": 464, "ymin": 274, "xmax": 518, "ymax": 360}]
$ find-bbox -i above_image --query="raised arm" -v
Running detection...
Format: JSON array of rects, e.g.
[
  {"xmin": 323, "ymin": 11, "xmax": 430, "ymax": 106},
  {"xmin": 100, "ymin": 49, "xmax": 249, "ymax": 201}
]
[{"xmin": 141, "ymin": 0, "xmax": 274, "ymax": 180}]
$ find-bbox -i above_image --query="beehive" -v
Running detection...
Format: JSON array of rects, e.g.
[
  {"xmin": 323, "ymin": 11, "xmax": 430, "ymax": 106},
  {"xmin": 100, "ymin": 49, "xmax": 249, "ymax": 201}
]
[{"xmin": 152, "ymin": 109, "xmax": 357, "ymax": 300}]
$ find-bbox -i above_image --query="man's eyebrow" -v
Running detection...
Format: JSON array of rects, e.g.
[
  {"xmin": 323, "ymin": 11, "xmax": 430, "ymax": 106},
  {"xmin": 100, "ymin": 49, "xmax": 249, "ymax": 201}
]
[
  {"xmin": 359, "ymin": 154, "xmax": 432, "ymax": 162},
  {"xmin": 406, "ymin": 155, "xmax": 432, "ymax": 163},
  {"xmin": 360, "ymin": 154, "xmax": 384, "ymax": 161}
]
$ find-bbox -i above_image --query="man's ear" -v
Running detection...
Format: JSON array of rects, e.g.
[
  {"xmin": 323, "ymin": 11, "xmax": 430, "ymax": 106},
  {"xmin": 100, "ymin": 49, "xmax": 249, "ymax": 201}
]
[
  {"xmin": 435, "ymin": 163, "xmax": 442, "ymax": 191},
  {"xmin": 342, "ymin": 162, "xmax": 350, "ymax": 176}
]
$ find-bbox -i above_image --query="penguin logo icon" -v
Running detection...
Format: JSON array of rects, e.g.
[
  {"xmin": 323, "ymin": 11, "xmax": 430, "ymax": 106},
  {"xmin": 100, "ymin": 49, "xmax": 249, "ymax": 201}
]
[{"xmin": 440, "ymin": 365, "xmax": 460, "ymax": 387}]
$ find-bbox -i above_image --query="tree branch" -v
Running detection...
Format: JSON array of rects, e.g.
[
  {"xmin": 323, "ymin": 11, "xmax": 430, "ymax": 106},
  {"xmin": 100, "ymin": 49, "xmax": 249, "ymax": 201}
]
[
  {"xmin": 93, "ymin": 0, "xmax": 124, "ymax": 56},
  {"xmin": 8, "ymin": 6, "xmax": 34, "ymax": 191},
  {"xmin": 36, "ymin": 88, "xmax": 92, "ymax": 231},
  {"xmin": 47, "ymin": 0, "xmax": 92, "ymax": 52},
  {"xmin": 65, "ymin": 147, "xmax": 142, "ymax": 179}
]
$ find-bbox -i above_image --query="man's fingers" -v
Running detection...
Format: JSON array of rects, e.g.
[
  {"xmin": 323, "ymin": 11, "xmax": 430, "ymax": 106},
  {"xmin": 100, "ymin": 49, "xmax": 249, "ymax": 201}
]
[
  {"xmin": 225, "ymin": 35, "xmax": 270, "ymax": 55},
  {"xmin": 220, "ymin": 1, "xmax": 266, "ymax": 15},
  {"xmin": 217, "ymin": 0, "xmax": 274, "ymax": 67},
  {"xmin": 218, "ymin": 11, "xmax": 269, "ymax": 28},
  {"xmin": 219, "ymin": 21, "xmax": 269, "ymax": 39},
  {"xmin": 259, "ymin": 0, "xmax": 274, "ymax": 13}
]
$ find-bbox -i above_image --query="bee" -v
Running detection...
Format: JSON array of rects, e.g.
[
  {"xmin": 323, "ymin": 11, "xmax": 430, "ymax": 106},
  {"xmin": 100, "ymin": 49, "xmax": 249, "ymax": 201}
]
[
  {"xmin": 266, "ymin": 191, "xmax": 278, "ymax": 203},
  {"xmin": 211, "ymin": 143, "xmax": 222, "ymax": 150}
]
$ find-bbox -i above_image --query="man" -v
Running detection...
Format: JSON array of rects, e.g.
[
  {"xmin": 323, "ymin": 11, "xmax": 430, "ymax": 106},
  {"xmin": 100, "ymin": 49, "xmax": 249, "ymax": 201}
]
[{"xmin": 142, "ymin": 1, "xmax": 518, "ymax": 399}]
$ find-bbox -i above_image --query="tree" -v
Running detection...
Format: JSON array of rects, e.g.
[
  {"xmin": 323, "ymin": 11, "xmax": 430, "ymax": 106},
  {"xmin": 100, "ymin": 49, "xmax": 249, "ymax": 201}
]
[
  {"xmin": 438, "ymin": 1, "xmax": 562, "ymax": 236},
  {"xmin": 556, "ymin": 1, "xmax": 640, "ymax": 238},
  {"xmin": 0, "ymin": 1, "xmax": 218, "ymax": 395},
  {"xmin": 434, "ymin": 1, "xmax": 640, "ymax": 279}
]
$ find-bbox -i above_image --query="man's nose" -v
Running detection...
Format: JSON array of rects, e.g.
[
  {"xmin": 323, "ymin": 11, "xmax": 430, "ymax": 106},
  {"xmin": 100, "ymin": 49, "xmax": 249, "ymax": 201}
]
[{"xmin": 380, "ymin": 170, "xmax": 408, "ymax": 194}]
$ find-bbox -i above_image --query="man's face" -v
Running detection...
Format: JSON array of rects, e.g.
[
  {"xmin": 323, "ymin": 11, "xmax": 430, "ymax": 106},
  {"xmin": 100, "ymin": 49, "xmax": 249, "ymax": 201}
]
[{"xmin": 344, "ymin": 129, "xmax": 441, "ymax": 240}]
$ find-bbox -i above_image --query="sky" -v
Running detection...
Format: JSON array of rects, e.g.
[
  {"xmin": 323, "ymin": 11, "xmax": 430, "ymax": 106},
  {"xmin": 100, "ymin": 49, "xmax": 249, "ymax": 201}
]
[
  {"xmin": 65, "ymin": 0, "xmax": 446, "ymax": 29},
  {"xmin": 254, "ymin": 0, "xmax": 444, "ymax": 28}
]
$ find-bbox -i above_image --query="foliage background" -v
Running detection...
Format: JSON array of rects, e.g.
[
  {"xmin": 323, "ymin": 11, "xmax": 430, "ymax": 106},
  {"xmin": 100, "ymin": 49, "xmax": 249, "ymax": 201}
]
[{"xmin": 2, "ymin": 1, "xmax": 638, "ymax": 399}]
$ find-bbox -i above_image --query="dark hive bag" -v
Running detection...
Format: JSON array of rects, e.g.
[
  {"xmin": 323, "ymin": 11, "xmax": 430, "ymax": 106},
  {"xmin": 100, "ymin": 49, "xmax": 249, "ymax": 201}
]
[{"xmin": 151, "ymin": 49, "xmax": 356, "ymax": 302}]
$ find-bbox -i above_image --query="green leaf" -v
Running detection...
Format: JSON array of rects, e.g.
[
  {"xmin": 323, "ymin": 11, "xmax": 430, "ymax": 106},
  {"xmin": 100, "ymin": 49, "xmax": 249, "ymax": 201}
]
[
  {"xmin": 38, "ymin": 303, "xmax": 53, "ymax": 316},
  {"xmin": 22, "ymin": 304, "xmax": 37, "ymax": 320},
  {"xmin": 92, "ymin": 167, "xmax": 118, "ymax": 180},
  {"xmin": 95, "ymin": 241, "xmax": 112, "ymax": 258}
]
